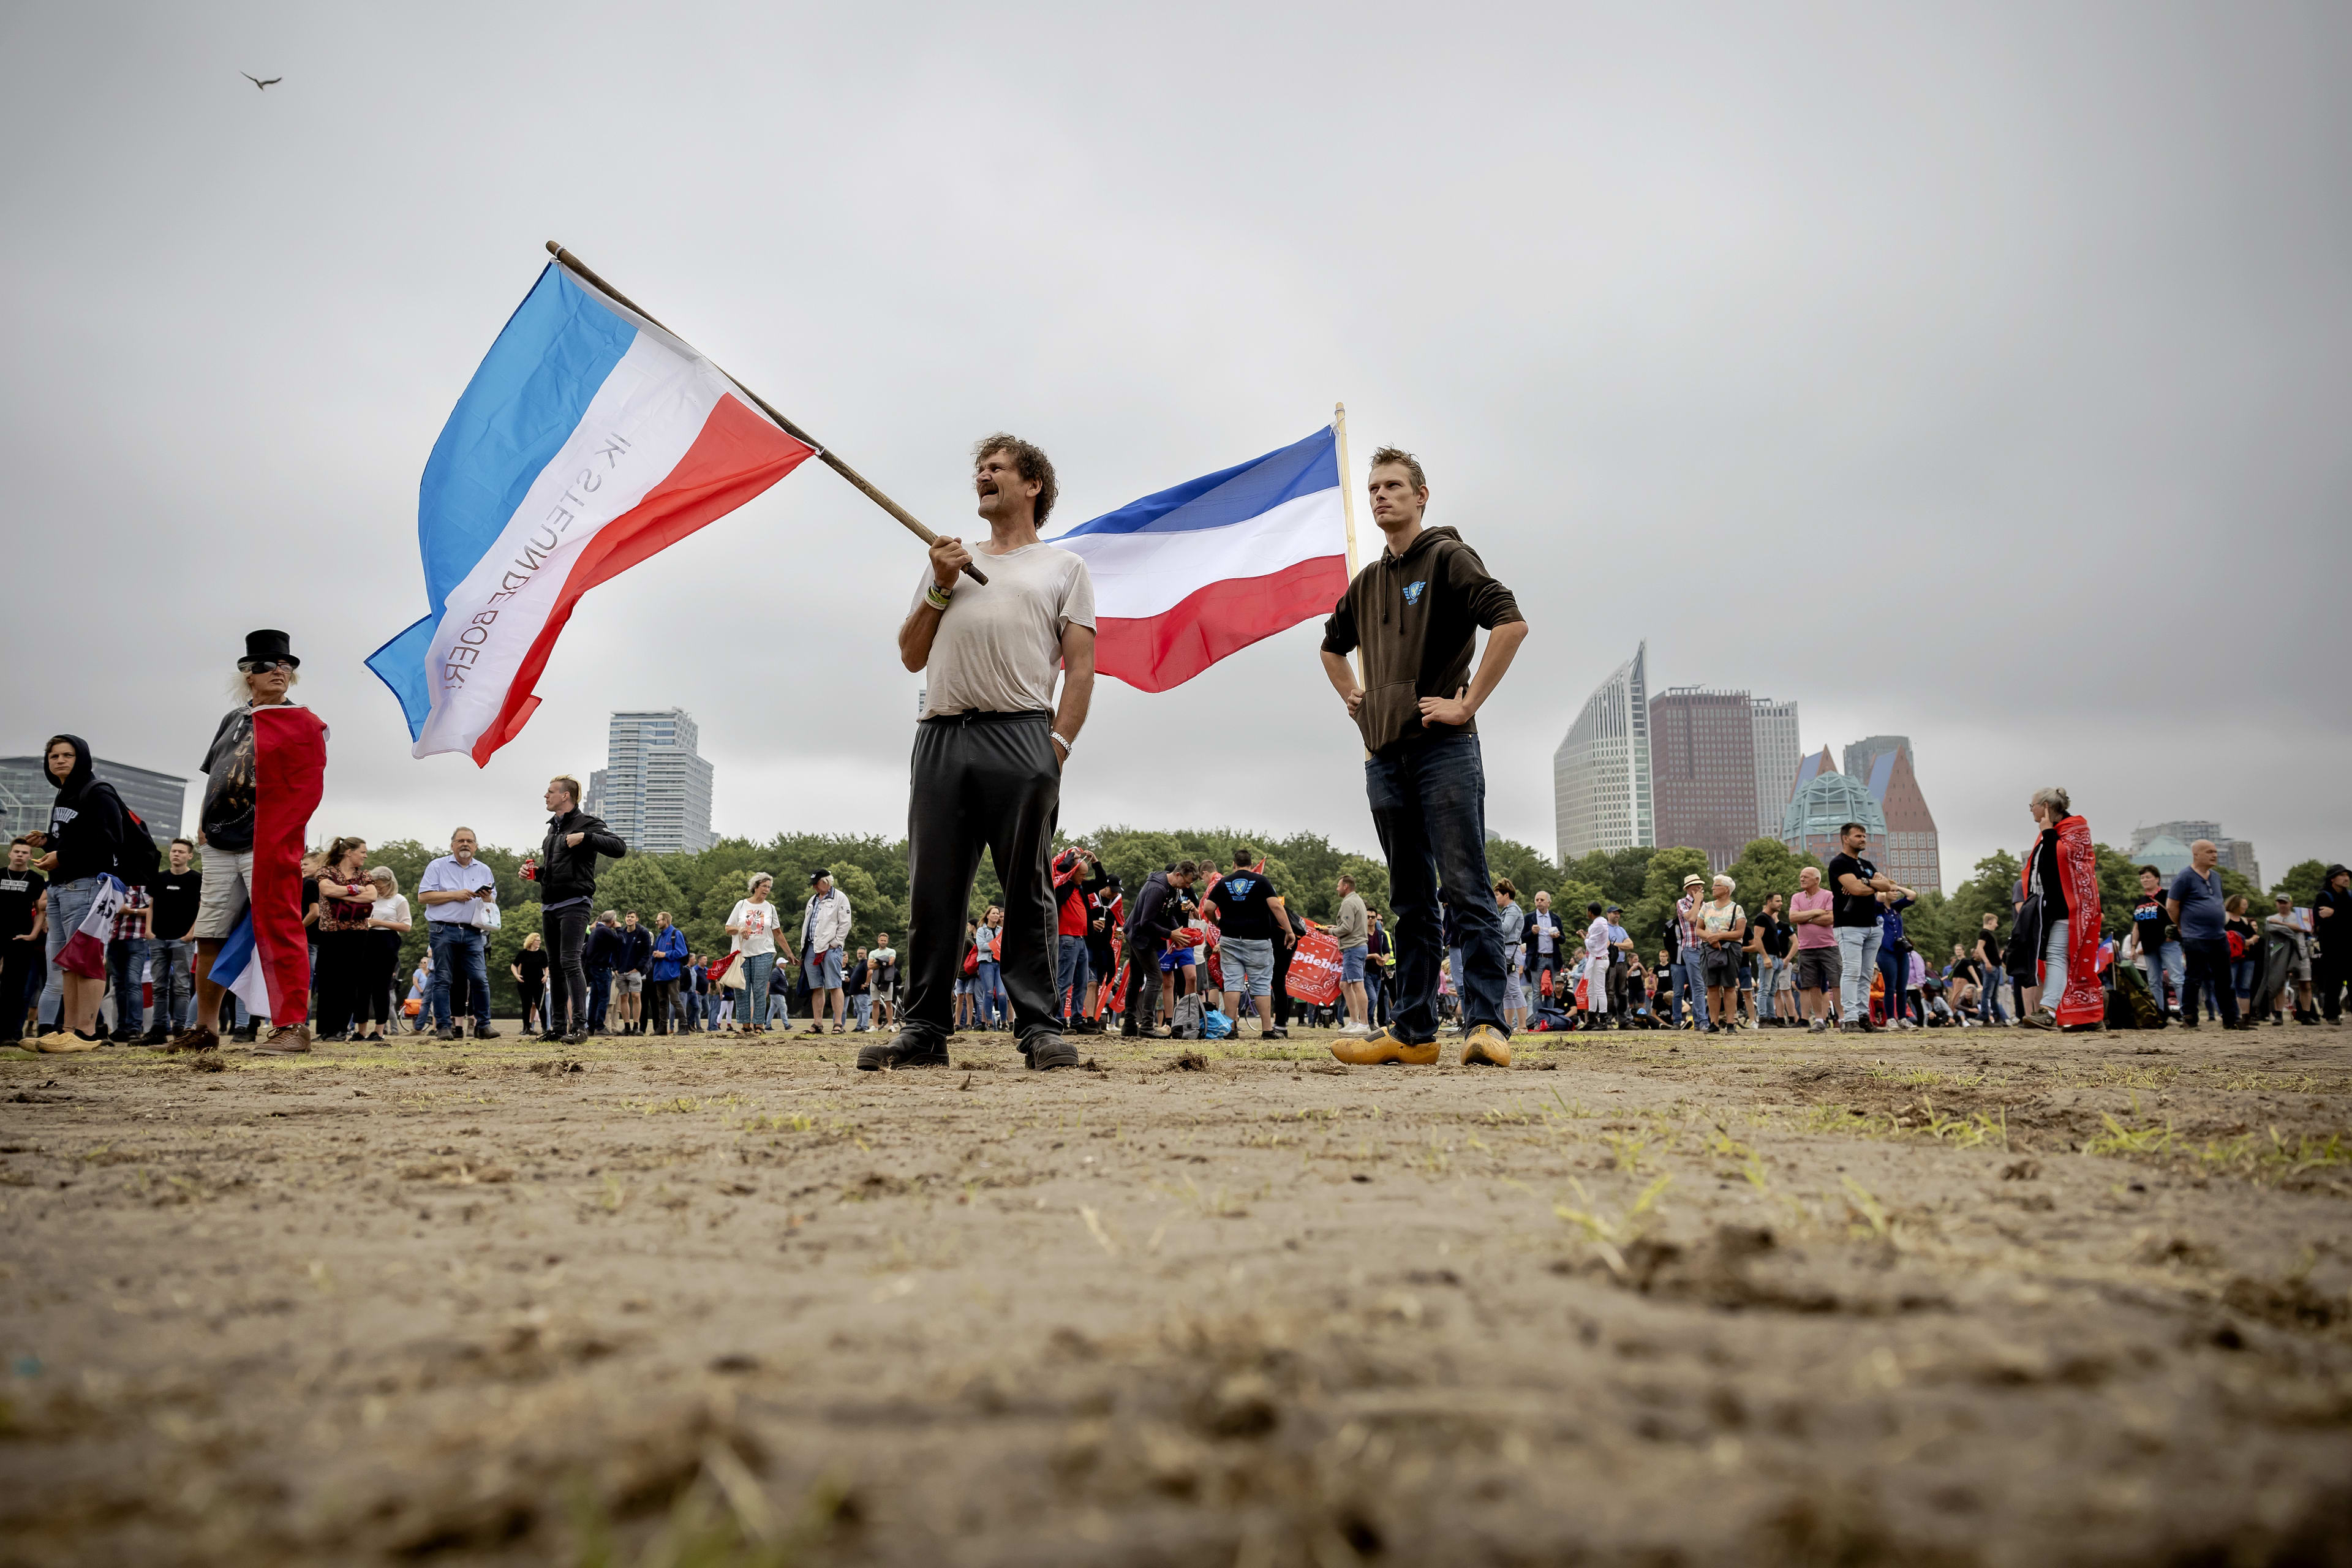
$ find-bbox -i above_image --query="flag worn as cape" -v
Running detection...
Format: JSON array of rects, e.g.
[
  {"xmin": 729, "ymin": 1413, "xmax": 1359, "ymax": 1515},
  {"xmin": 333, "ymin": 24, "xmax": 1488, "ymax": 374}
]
[
  {"xmin": 230, "ymin": 705, "xmax": 328, "ymax": 1027},
  {"xmin": 2037, "ymin": 814, "xmax": 2105, "ymax": 1027}
]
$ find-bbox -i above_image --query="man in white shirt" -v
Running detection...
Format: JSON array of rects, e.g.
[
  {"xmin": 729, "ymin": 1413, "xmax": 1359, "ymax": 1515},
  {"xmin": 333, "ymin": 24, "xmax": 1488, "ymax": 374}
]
[
  {"xmin": 872, "ymin": 435, "xmax": 1096, "ymax": 1073},
  {"xmin": 1583, "ymin": 901, "xmax": 1613, "ymax": 1025},
  {"xmin": 417, "ymin": 827, "xmax": 500, "ymax": 1040},
  {"xmin": 801, "ymin": 869, "xmax": 854, "ymax": 1036}
]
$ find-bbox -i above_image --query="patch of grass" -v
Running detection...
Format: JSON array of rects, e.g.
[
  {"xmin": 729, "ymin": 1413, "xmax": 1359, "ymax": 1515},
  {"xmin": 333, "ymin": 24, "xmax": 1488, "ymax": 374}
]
[
  {"xmin": 1600, "ymin": 1131, "xmax": 1651, "ymax": 1174},
  {"xmin": 1553, "ymin": 1174, "xmax": 1674, "ymax": 1276},
  {"xmin": 1839, "ymin": 1175, "xmax": 1891, "ymax": 1241},
  {"xmin": 2085, "ymin": 1113, "xmax": 2180, "ymax": 1159}
]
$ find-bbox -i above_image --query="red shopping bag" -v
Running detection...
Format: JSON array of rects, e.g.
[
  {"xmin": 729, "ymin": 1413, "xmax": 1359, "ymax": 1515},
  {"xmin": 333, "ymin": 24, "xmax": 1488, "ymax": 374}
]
[{"xmin": 1285, "ymin": 925, "xmax": 1344, "ymax": 1006}]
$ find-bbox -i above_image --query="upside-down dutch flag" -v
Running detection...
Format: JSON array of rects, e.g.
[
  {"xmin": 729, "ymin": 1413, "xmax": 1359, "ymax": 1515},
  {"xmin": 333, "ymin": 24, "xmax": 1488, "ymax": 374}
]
[
  {"xmin": 1052, "ymin": 425, "xmax": 1348, "ymax": 693},
  {"xmin": 55, "ymin": 874, "xmax": 127, "ymax": 979},
  {"xmin": 213, "ymin": 705, "xmax": 329, "ymax": 1027},
  {"xmin": 368, "ymin": 262, "xmax": 816, "ymax": 761}
]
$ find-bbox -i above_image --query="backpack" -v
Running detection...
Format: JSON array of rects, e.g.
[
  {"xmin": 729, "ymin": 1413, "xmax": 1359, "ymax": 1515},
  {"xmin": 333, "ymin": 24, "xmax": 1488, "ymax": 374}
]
[
  {"xmin": 117, "ymin": 808, "xmax": 162, "ymax": 886},
  {"xmin": 1173, "ymin": 992, "xmax": 1204, "ymax": 1039}
]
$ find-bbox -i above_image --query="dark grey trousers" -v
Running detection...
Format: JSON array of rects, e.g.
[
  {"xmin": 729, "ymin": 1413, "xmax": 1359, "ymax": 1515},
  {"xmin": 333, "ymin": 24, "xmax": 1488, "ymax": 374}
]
[{"xmin": 904, "ymin": 710, "xmax": 1061, "ymax": 1041}]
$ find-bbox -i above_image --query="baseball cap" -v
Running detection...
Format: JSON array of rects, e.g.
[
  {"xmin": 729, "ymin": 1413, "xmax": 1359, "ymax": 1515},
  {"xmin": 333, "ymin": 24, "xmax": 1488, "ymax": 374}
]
[{"xmin": 810, "ymin": 868, "xmax": 832, "ymax": 885}]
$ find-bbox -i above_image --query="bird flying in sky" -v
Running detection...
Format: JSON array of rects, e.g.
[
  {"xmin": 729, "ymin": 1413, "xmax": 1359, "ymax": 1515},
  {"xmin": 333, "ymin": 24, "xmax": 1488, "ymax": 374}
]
[{"xmin": 242, "ymin": 73, "xmax": 281, "ymax": 89}]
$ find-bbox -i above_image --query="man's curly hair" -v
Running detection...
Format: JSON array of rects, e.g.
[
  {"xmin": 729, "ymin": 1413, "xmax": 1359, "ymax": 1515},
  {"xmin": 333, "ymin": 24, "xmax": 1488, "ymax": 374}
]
[
  {"xmin": 973, "ymin": 433, "xmax": 1060, "ymax": 527},
  {"xmin": 1366, "ymin": 444, "xmax": 1426, "ymax": 492}
]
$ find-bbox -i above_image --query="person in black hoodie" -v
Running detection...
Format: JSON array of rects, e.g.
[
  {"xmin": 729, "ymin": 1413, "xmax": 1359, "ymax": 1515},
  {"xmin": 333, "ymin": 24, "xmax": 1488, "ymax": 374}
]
[
  {"xmin": 524, "ymin": 774, "xmax": 626, "ymax": 1045},
  {"xmin": 30, "ymin": 734, "xmax": 140, "ymax": 1052},
  {"xmin": 1118, "ymin": 862, "xmax": 1197, "ymax": 1036},
  {"xmin": 1318, "ymin": 446, "xmax": 1528, "ymax": 1069}
]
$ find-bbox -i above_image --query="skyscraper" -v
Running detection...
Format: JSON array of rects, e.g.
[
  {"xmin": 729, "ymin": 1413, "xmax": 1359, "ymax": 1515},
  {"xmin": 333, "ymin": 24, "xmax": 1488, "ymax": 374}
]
[
  {"xmin": 1783, "ymin": 747, "xmax": 1887, "ymax": 865},
  {"xmin": 1649, "ymin": 686, "xmax": 1758, "ymax": 873},
  {"xmin": 1861, "ymin": 742, "xmax": 1942, "ymax": 894},
  {"xmin": 1553, "ymin": 642, "xmax": 1653, "ymax": 862},
  {"xmin": 589, "ymin": 710, "xmax": 715, "ymax": 854},
  {"xmin": 1749, "ymin": 697, "xmax": 1800, "ymax": 840},
  {"xmin": 1842, "ymin": 734, "xmax": 1911, "ymax": 784}
]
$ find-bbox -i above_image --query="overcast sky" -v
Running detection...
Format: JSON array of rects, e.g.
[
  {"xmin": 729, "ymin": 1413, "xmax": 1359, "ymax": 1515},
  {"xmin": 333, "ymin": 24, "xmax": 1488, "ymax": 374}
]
[{"xmin": 6, "ymin": 2, "xmax": 2346, "ymax": 888}]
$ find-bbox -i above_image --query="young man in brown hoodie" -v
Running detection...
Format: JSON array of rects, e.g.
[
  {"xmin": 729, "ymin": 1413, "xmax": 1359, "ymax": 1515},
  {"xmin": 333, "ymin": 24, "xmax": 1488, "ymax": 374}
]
[{"xmin": 1317, "ymin": 447, "xmax": 1528, "ymax": 1067}]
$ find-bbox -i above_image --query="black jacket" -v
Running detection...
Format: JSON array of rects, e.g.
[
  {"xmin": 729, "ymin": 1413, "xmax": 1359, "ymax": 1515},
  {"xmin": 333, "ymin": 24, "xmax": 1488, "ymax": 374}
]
[
  {"xmin": 538, "ymin": 809, "xmax": 626, "ymax": 905},
  {"xmin": 1126, "ymin": 871, "xmax": 1189, "ymax": 947},
  {"xmin": 44, "ymin": 734, "xmax": 141, "ymax": 885},
  {"xmin": 584, "ymin": 921, "xmax": 624, "ymax": 972},
  {"xmin": 616, "ymin": 925, "xmax": 653, "ymax": 973}
]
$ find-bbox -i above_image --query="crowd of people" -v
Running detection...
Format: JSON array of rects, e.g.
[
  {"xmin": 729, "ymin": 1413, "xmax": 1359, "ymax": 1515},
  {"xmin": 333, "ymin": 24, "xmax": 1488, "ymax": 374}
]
[{"xmin": 9, "ymin": 450, "xmax": 2348, "ymax": 1063}]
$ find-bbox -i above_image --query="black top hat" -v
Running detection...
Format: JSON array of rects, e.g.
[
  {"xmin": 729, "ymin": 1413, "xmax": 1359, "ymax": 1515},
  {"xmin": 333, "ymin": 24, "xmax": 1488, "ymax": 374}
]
[{"xmin": 242, "ymin": 628, "xmax": 300, "ymax": 668}]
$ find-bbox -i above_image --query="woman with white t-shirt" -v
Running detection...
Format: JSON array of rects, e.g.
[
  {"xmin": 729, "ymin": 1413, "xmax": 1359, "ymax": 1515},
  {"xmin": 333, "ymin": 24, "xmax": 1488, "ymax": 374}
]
[
  {"xmin": 354, "ymin": 866, "xmax": 410, "ymax": 1042},
  {"xmin": 726, "ymin": 872, "xmax": 785, "ymax": 1033}
]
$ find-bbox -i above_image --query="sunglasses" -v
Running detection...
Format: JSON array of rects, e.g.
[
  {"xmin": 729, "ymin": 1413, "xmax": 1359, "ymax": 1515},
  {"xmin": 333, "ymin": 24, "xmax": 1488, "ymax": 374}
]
[{"xmin": 240, "ymin": 658, "xmax": 295, "ymax": 674}]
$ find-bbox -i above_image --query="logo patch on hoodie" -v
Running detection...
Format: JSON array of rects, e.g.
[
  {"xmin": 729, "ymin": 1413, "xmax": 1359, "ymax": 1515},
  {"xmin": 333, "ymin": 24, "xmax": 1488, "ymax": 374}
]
[{"xmin": 1402, "ymin": 581, "xmax": 1426, "ymax": 606}]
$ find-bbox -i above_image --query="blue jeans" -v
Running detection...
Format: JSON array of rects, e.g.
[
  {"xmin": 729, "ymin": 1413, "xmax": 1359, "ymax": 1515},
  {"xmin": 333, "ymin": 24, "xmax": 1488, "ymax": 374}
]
[
  {"xmin": 1979, "ymin": 964, "xmax": 2008, "ymax": 1023},
  {"xmin": 1365, "ymin": 732, "xmax": 1506, "ymax": 1041},
  {"xmin": 428, "ymin": 923, "xmax": 490, "ymax": 1030},
  {"xmin": 107, "ymin": 937, "xmax": 149, "ymax": 1035},
  {"xmin": 1755, "ymin": 956, "xmax": 1785, "ymax": 1020},
  {"xmin": 853, "ymin": 992, "xmax": 872, "ymax": 1029},
  {"xmin": 733, "ymin": 951, "xmax": 777, "ymax": 1028},
  {"xmin": 1670, "ymin": 959, "xmax": 1709, "ymax": 1028},
  {"xmin": 150, "ymin": 938, "xmax": 193, "ymax": 1032},
  {"xmin": 1877, "ymin": 943, "xmax": 1910, "ymax": 1024},
  {"xmin": 1056, "ymin": 934, "xmax": 1090, "ymax": 1021},
  {"xmin": 589, "ymin": 967, "xmax": 612, "ymax": 1029},
  {"xmin": 976, "ymin": 959, "xmax": 1006, "ymax": 1025},
  {"xmin": 705, "ymin": 989, "xmax": 729, "ymax": 1027},
  {"xmin": 1836, "ymin": 925, "xmax": 1882, "ymax": 1022},
  {"xmin": 39, "ymin": 876, "xmax": 102, "ymax": 1030},
  {"xmin": 2141, "ymin": 941, "xmax": 2185, "ymax": 1015}
]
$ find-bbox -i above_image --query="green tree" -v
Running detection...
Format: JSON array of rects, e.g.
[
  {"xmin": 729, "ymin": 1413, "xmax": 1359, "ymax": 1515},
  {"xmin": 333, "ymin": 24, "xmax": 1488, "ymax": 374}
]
[
  {"xmin": 1629, "ymin": 847, "xmax": 1711, "ymax": 955},
  {"xmin": 1482, "ymin": 834, "xmax": 1559, "ymax": 908},
  {"xmin": 1720, "ymin": 837, "xmax": 1820, "ymax": 917},
  {"xmin": 597, "ymin": 856, "xmax": 687, "ymax": 927},
  {"xmin": 2272, "ymin": 859, "xmax": 2329, "ymax": 909}
]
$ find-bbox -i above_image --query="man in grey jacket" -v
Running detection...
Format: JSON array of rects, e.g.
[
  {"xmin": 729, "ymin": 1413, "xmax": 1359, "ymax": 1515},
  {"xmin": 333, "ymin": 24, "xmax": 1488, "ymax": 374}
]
[
  {"xmin": 1333, "ymin": 874, "xmax": 1371, "ymax": 1036},
  {"xmin": 802, "ymin": 869, "xmax": 854, "ymax": 1036}
]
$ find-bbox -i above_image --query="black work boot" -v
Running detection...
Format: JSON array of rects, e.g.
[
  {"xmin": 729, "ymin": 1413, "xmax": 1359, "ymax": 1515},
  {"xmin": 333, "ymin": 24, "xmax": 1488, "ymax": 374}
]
[
  {"xmin": 1025, "ymin": 1030, "xmax": 1081, "ymax": 1071},
  {"xmin": 858, "ymin": 1027, "xmax": 951, "ymax": 1072}
]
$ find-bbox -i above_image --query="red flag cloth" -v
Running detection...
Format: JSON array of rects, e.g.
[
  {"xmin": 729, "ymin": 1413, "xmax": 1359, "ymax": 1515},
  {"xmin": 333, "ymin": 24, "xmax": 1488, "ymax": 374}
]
[
  {"xmin": 253, "ymin": 706, "xmax": 328, "ymax": 1025},
  {"xmin": 1285, "ymin": 926, "xmax": 1343, "ymax": 1006},
  {"xmin": 2046, "ymin": 814, "xmax": 2105, "ymax": 1027}
]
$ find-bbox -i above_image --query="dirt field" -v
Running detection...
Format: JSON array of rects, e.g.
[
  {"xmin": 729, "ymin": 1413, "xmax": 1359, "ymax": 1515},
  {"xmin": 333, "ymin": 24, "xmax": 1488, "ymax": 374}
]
[{"xmin": 4, "ymin": 1017, "xmax": 2349, "ymax": 1567}]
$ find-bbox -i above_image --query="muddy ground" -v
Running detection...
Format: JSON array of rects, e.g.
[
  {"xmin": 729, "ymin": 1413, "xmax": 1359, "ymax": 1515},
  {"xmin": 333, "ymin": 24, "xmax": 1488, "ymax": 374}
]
[{"xmin": 2, "ymin": 1018, "xmax": 2349, "ymax": 1567}]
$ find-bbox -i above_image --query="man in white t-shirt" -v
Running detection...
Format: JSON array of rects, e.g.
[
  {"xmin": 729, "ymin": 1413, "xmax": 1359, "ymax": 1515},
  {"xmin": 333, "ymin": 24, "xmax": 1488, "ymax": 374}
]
[
  {"xmin": 869, "ymin": 434, "xmax": 1096, "ymax": 1074},
  {"xmin": 1578, "ymin": 900, "xmax": 1613, "ymax": 1024}
]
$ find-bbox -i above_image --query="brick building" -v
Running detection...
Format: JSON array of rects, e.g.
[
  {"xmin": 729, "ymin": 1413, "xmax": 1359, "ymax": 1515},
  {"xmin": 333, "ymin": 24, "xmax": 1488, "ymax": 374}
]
[{"xmin": 1649, "ymin": 686, "xmax": 1760, "ymax": 873}]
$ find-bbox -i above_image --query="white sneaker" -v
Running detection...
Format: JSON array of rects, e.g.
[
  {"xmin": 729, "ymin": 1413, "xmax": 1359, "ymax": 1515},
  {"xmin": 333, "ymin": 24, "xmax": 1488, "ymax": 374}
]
[{"xmin": 1340, "ymin": 1020, "xmax": 1371, "ymax": 1037}]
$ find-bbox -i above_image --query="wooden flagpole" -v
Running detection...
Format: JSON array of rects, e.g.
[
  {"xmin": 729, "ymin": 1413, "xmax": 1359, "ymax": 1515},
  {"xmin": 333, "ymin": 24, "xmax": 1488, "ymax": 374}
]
[
  {"xmin": 1333, "ymin": 400, "xmax": 1361, "ymax": 580},
  {"xmin": 1334, "ymin": 401, "xmax": 1366, "ymax": 693},
  {"xmin": 544, "ymin": 241, "xmax": 986, "ymax": 585}
]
